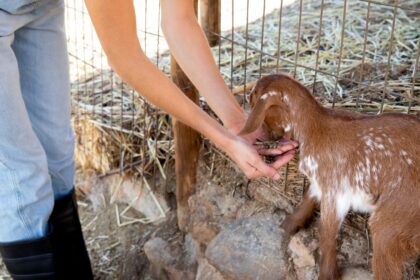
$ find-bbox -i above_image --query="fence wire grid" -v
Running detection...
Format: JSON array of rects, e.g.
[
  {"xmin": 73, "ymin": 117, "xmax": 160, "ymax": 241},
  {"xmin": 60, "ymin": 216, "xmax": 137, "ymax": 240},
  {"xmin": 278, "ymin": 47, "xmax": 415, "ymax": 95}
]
[{"xmin": 66, "ymin": 0, "xmax": 420, "ymax": 192}]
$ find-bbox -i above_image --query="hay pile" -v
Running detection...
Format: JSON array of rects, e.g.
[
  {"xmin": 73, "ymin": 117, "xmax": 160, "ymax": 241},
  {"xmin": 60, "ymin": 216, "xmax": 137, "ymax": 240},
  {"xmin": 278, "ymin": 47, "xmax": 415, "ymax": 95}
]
[
  {"xmin": 70, "ymin": 0, "xmax": 419, "ymax": 175},
  {"xmin": 72, "ymin": 70, "xmax": 173, "ymax": 176}
]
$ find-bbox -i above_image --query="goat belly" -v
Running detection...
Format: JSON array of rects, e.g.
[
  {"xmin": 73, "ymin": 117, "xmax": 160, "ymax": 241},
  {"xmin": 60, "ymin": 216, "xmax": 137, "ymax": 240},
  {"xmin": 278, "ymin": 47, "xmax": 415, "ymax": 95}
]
[
  {"xmin": 299, "ymin": 156, "xmax": 376, "ymax": 221},
  {"xmin": 335, "ymin": 181, "xmax": 375, "ymax": 221}
]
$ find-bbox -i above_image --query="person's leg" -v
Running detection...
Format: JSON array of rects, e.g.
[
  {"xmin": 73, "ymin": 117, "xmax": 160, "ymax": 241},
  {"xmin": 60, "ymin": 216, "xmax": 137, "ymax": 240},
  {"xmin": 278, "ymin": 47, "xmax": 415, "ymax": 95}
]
[
  {"xmin": 13, "ymin": 0, "xmax": 75, "ymax": 200},
  {"xmin": 0, "ymin": 8, "xmax": 56, "ymax": 279},
  {"xmin": 0, "ymin": 14, "xmax": 53, "ymax": 248},
  {"xmin": 12, "ymin": 1, "xmax": 93, "ymax": 278}
]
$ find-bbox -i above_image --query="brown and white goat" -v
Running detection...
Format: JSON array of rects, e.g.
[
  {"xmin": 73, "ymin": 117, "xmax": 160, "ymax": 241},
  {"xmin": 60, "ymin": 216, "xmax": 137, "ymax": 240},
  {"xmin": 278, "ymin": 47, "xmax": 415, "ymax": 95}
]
[{"xmin": 240, "ymin": 74, "xmax": 420, "ymax": 280}]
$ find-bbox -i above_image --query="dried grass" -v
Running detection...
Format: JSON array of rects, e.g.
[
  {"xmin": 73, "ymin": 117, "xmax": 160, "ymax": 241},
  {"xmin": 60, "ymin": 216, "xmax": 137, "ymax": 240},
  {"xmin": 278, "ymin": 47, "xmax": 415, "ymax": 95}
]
[{"xmin": 70, "ymin": 0, "xmax": 419, "ymax": 177}]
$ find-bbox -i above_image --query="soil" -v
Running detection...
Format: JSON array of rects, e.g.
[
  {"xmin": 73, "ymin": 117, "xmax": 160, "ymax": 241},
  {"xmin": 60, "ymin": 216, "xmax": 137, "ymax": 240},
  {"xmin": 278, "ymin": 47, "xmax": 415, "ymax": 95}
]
[{"xmin": 0, "ymin": 147, "xmax": 419, "ymax": 279}]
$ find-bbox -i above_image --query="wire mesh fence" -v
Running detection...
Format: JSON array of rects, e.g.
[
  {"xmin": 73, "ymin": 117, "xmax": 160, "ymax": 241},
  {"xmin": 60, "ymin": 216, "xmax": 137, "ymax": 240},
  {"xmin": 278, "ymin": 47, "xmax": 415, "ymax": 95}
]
[{"xmin": 66, "ymin": 0, "xmax": 419, "ymax": 197}]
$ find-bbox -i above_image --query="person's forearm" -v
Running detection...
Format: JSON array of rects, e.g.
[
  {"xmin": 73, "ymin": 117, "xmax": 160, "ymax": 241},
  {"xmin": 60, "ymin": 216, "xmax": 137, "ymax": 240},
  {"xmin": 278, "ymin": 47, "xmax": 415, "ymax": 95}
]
[
  {"xmin": 116, "ymin": 53, "xmax": 234, "ymax": 148},
  {"xmin": 84, "ymin": 0, "xmax": 233, "ymax": 150},
  {"xmin": 161, "ymin": 0, "xmax": 246, "ymax": 132}
]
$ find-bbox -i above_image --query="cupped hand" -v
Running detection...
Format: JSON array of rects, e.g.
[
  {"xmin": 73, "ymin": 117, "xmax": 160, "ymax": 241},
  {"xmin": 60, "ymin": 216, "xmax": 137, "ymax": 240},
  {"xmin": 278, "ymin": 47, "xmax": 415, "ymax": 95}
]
[
  {"xmin": 255, "ymin": 138, "xmax": 298, "ymax": 168},
  {"xmin": 224, "ymin": 135, "xmax": 288, "ymax": 180}
]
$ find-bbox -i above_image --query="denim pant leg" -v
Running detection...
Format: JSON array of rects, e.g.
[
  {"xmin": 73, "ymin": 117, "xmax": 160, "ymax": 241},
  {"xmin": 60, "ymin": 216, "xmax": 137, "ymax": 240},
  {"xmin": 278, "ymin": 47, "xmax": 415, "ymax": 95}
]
[
  {"xmin": 0, "ymin": 30, "xmax": 53, "ymax": 243},
  {"xmin": 12, "ymin": 0, "xmax": 75, "ymax": 199}
]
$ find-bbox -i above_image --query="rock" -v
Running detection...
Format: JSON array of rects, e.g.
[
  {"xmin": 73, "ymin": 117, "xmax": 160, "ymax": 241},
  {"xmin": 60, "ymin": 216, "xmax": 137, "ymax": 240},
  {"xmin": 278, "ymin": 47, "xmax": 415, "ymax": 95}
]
[
  {"xmin": 196, "ymin": 258, "xmax": 225, "ymax": 280},
  {"xmin": 288, "ymin": 232, "xmax": 316, "ymax": 268},
  {"xmin": 144, "ymin": 238, "xmax": 177, "ymax": 271},
  {"xmin": 248, "ymin": 180, "xmax": 294, "ymax": 212},
  {"xmin": 188, "ymin": 182, "xmax": 246, "ymax": 245},
  {"xmin": 106, "ymin": 175, "xmax": 169, "ymax": 224},
  {"xmin": 288, "ymin": 230, "xmax": 318, "ymax": 280},
  {"xmin": 184, "ymin": 234, "xmax": 202, "ymax": 267},
  {"xmin": 339, "ymin": 230, "xmax": 370, "ymax": 266},
  {"xmin": 205, "ymin": 214, "xmax": 289, "ymax": 280},
  {"xmin": 190, "ymin": 221, "xmax": 219, "ymax": 246},
  {"xmin": 144, "ymin": 238, "xmax": 194, "ymax": 280},
  {"xmin": 341, "ymin": 267, "xmax": 373, "ymax": 280}
]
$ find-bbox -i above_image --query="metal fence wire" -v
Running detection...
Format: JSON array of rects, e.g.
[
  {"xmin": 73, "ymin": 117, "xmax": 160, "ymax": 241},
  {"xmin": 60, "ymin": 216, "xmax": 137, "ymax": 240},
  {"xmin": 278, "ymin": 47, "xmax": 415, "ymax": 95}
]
[{"xmin": 66, "ymin": 0, "xmax": 419, "ymax": 196}]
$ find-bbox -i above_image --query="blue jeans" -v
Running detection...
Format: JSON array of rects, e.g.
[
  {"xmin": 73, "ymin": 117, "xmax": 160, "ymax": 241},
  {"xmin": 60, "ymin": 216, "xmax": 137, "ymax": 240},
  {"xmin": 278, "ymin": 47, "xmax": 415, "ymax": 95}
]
[{"xmin": 0, "ymin": 0, "xmax": 74, "ymax": 243}]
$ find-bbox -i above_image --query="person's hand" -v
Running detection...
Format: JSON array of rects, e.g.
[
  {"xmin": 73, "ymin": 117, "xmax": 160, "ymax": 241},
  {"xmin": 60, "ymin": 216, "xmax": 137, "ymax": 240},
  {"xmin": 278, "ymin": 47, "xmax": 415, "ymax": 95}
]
[
  {"xmin": 222, "ymin": 135, "xmax": 296, "ymax": 180},
  {"xmin": 255, "ymin": 138, "xmax": 298, "ymax": 169},
  {"xmin": 226, "ymin": 119, "xmax": 298, "ymax": 170}
]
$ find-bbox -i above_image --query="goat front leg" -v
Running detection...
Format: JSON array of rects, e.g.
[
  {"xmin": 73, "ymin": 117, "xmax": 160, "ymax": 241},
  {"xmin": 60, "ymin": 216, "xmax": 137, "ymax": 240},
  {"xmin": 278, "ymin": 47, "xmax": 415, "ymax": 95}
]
[
  {"xmin": 282, "ymin": 192, "xmax": 317, "ymax": 235},
  {"xmin": 319, "ymin": 194, "xmax": 342, "ymax": 280}
]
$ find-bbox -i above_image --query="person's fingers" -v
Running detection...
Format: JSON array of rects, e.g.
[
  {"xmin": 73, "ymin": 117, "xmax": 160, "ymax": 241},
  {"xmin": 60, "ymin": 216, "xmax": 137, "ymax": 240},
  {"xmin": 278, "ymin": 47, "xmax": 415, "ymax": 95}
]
[
  {"xmin": 269, "ymin": 150, "xmax": 296, "ymax": 169},
  {"xmin": 256, "ymin": 143, "xmax": 297, "ymax": 156},
  {"xmin": 277, "ymin": 138, "xmax": 299, "ymax": 147},
  {"xmin": 249, "ymin": 157, "xmax": 281, "ymax": 180}
]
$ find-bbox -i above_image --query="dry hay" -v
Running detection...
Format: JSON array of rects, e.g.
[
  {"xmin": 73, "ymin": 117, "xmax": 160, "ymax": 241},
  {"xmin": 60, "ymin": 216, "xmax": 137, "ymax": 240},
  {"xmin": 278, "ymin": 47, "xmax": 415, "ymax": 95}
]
[
  {"xmin": 210, "ymin": 0, "xmax": 419, "ymax": 113},
  {"xmin": 70, "ymin": 0, "xmax": 419, "ymax": 176},
  {"xmin": 72, "ymin": 70, "xmax": 174, "ymax": 176}
]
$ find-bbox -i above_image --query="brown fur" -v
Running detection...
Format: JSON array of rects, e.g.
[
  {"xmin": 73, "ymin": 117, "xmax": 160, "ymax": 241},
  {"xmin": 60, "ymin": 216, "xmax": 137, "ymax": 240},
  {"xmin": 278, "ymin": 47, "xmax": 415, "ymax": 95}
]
[{"xmin": 241, "ymin": 74, "xmax": 420, "ymax": 280}]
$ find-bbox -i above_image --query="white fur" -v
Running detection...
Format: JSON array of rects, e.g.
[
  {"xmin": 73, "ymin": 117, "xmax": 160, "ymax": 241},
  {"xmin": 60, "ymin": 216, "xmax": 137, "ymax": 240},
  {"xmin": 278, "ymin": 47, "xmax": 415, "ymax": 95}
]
[
  {"xmin": 299, "ymin": 156, "xmax": 322, "ymax": 200},
  {"xmin": 260, "ymin": 91, "xmax": 278, "ymax": 100},
  {"xmin": 309, "ymin": 178, "xmax": 322, "ymax": 200},
  {"xmin": 284, "ymin": 123, "xmax": 292, "ymax": 132},
  {"xmin": 336, "ymin": 177, "xmax": 375, "ymax": 221}
]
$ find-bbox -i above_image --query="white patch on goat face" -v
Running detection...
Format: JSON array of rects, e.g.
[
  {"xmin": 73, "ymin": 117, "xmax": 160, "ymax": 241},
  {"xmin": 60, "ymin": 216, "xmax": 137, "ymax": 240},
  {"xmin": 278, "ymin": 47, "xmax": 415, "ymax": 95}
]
[
  {"xmin": 260, "ymin": 91, "xmax": 277, "ymax": 100},
  {"xmin": 336, "ymin": 177, "xmax": 375, "ymax": 221},
  {"xmin": 407, "ymin": 158, "xmax": 413, "ymax": 165},
  {"xmin": 284, "ymin": 123, "xmax": 292, "ymax": 132}
]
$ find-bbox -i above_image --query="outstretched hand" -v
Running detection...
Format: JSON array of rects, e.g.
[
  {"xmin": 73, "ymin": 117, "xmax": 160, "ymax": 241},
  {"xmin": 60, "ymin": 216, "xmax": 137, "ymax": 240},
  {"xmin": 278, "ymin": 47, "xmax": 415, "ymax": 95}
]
[
  {"xmin": 223, "ymin": 130, "xmax": 298, "ymax": 180},
  {"xmin": 225, "ymin": 121, "xmax": 298, "ymax": 179}
]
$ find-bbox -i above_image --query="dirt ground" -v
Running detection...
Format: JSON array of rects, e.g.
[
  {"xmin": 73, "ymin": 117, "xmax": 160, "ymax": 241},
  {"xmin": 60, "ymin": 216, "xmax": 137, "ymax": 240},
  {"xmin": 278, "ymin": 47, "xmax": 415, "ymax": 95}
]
[
  {"xmin": 82, "ymin": 147, "xmax": 420, "ymax": 280},
  {"xmin": 0, "ymin": 147, "xmax": 419, "ymax": 279}
]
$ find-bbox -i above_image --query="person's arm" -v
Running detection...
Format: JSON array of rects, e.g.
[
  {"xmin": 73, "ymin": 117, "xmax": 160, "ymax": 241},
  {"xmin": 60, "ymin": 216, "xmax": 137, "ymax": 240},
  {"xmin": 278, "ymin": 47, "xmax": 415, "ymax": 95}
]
[
  {"xmin": 83, "ymin": 0, "xmax": 288, "ymax": 179},
  {"xmin": 161, "ymin": 0, "xmax": 245, "ymax": 133},
  {"xmin": 160, "ymin": 0, "xmax": 297, "ymax": 152}
]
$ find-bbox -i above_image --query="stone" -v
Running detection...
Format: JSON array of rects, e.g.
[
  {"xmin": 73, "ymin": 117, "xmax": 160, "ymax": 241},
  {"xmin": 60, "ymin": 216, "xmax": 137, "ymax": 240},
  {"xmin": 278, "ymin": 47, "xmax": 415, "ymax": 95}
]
[
  {"xmin": 188, "ymin": 181, "xmax": 246, "ymax": 245},
  {"xmin": 190, "ymin": 221, "xmax": 219, "ymax": 246},
  {"xmin": 341, "ymin": 267, "xmax": 373, "ymax": 280},
  {"xmin": 144, "ymin": 238, "xmax": 194, "ymax": 280},
  {"xmin": 196, "ymin": 258, "xmax": 225, "ymax": 280},
  {"xmin": 287, "ymin": 230, "xmax": 318, "ymax": 280},
  {"xmin": 144, "ymin": 238, "xmax": 177, "ymax": 270},
  {"xmin": 288, "ymin": 232, "xmax": 316, "ymax": 268},
  {"xmin": 248, "ymin": 180, "xmax": 294, "ymax": 212},
  {"xmin": 205, "ymin": 214, "xmax": 289, "ymax": 280},
  {"xmin": 184, "ymin": 234, "xmax": 202, "ymax": 267}
]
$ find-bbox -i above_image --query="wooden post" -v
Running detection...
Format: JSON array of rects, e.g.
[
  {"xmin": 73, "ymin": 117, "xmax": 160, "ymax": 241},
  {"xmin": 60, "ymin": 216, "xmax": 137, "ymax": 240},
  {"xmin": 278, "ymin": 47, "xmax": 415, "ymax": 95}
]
[
  {"xmin": 172, "ymin": 0, "xmax": 221, "ymax": 231},
  {"xmin": 172, "ymin": 0, "xmax": 201, "ymax": 231},
  {"xmin": 200, "ymin": 0, "xmax": 221, "ymax": 46}
]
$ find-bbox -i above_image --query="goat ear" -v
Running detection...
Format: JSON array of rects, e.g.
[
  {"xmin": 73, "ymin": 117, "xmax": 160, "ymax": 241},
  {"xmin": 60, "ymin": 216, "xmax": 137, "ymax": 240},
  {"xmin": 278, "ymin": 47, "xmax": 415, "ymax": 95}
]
[{"xmin": 239, "ymin": 97, "xmax": 277, "ymax": 135}]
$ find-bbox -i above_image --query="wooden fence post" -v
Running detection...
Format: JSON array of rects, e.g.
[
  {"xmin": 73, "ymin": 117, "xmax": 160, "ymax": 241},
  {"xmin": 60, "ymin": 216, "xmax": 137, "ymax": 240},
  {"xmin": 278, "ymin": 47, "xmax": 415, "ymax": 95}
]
[
  {"xmin": 172, "ymin": 0, "xmax": 201, "ymax": 232},
  {"xmin": 200, "ymin": 0, "xmax": 221, "ymax": 46},
  {"xmin": 172, "ymin": 0, "xmax": 221, "ymax": 232}
]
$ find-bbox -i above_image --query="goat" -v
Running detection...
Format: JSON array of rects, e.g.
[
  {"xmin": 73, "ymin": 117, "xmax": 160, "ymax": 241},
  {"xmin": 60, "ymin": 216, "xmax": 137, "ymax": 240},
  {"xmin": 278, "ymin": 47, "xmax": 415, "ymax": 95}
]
[{"xmin": 240, "ymin": 74, "xmax": 420, "ymax": 280}]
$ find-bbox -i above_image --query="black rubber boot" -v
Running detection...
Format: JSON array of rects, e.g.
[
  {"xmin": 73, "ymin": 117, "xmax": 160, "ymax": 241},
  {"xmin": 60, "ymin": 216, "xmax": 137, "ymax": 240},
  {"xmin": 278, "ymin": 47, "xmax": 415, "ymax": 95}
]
[
  {"xmin": 0, "ymin": 234, "xmax": 56, "ymax": 279},
  {"xmin": 49, "ymin": 191, "xmax": 93, "ymax": 280}
]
